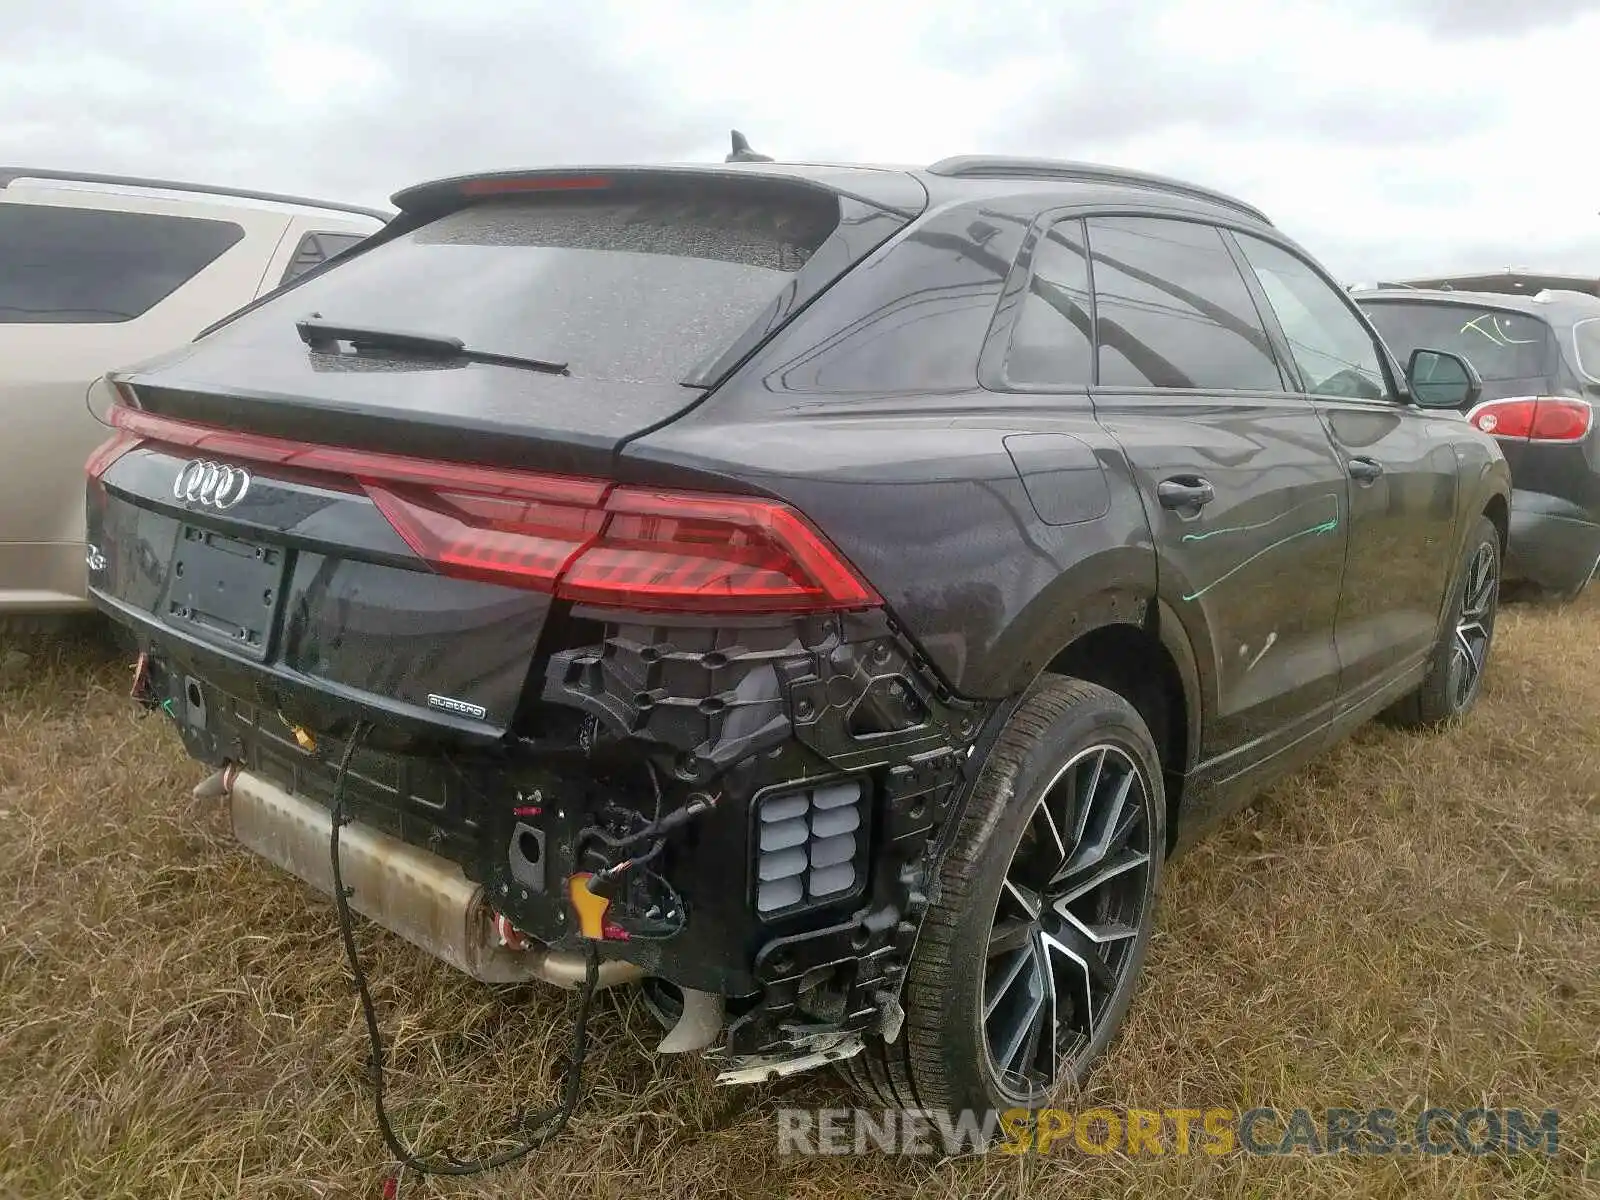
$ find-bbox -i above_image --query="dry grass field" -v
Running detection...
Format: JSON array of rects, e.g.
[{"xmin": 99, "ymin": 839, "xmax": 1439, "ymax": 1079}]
[{"xmin": 1, "ymin": 599, "xmax": 1595, "ymax": 1199}]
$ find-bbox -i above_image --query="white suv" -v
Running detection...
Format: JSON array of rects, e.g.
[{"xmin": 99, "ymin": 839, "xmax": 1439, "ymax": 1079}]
[{"xmin": 0, "ymin": 168, "xmax": 388, "ymax": 619}]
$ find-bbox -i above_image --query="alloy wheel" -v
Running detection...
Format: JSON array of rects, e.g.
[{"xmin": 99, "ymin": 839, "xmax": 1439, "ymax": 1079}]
[
  {"xmin": 982, "ymin": 743, "xmax": 1154, "ymax": 1099},
  {"xmin": 1449, "ymin": 540, "xmax": 1498, "ymax": 711}
]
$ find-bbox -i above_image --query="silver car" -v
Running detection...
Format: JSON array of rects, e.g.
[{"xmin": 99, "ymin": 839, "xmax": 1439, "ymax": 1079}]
[{"xmin": 0, "ymin": 168, "xmax": 387, "ymax": 618}]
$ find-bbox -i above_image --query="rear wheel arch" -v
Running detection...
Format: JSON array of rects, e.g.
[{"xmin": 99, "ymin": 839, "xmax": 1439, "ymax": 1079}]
[
  {"xmin": 1035, "ymin": 604, "xmax": 1199, "ymax": 850},
  {"xmin": 1483, "ymin": 491, "xmax": 1509, "ymax": 553}
]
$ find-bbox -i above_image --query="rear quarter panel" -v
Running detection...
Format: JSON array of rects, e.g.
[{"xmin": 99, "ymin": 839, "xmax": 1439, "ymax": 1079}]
[
  {"xmin": 628, "ymin": 399, "xmax": 1155, "ymax": 699},
  {"xmin": 624, "ymin": 197, "xmax": 1159, "ymax": 701}
]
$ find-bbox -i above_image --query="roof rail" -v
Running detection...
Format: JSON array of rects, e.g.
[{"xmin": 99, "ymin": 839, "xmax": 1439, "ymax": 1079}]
[
  {"xmin": 924, "ymin": 155, "xmax": 1272, "ymax": 224},
  {"xmin": 0, "ymin": 167, "xmax": 393, "ymax": 223}
]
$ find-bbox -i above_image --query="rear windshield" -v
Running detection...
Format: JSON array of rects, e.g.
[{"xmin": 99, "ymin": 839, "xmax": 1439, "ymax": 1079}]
[
  {"xmin": 0, "ymin": 202, "xmax": 244, "ymax": 324},
  {"xmin": 252, "ymin": 191, "xmax": 840, "ymax": 384},
  {"xmin": 1360, "ymin": 300, "xmax": 1555, "ymax": 381},
  {"xmin": 1574, "ymin": 319, "xmax": 1600, "ymax": 385}
]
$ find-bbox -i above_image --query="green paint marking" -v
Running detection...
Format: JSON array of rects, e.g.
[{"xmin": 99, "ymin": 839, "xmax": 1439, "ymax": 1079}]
[
  {"xmin": 1181, "ymin": 494, "xmax": 1340, "ymax": 544},
  {"xmin": 1181, "ymin": 493, "xmax": 1341, "ymax": 602},
  {"xmin": 161, "ymin": 698, "xmax": 175, "ymax": 716}
]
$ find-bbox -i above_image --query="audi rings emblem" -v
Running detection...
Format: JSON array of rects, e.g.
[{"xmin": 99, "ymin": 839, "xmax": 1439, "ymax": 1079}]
[{"xmin": 173, "ymin": 460, "xmax": 252, "ymax": 509}]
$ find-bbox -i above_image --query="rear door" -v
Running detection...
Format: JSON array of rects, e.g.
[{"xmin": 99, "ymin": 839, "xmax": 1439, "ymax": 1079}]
[
  {"xmin": 1232, "ymin": 234, "xmax": 1462, "ymax": 704},
  {"xmin": 1083, "ymin": 215, "xmax": 1351, "ymax": 799},
  {"xmin": 0, "ymin": 194, "xmax": 269, "ymax": 605}
]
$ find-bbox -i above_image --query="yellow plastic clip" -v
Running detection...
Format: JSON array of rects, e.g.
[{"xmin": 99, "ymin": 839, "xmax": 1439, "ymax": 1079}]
[
  {"xmin": 567, "ymin": 872, "xmax": 611, "ymax": 940},
  {"xmin": 277, "ymin": 710, "xmax": 317, "ymax": 753}
]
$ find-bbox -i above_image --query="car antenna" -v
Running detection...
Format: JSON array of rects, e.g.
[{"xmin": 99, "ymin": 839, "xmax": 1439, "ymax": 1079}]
[{"xmin": 726, "ymin": 129, "xmax": 773, "ymax": 163}]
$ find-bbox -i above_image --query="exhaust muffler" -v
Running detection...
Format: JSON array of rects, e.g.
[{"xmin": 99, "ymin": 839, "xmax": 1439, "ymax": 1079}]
[{"xmin": 226, "ymin": 770, "xmax": 642, "ymax": 990}]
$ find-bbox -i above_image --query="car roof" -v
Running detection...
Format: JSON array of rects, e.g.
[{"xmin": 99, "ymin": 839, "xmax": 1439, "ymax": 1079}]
[
  {"xmin": 0, "ymin": 167, "xmax": 392, "ymax": 225},
  {"xmin": 390, "ymin": 154, "xmax": 1273, "ymax": 229},
  {"xmin": 916, "ymin": 155, "xmax": 1272, "ymax": 224},
  {"xmin": 1372, "ymin": 269, "xmax": 1600, "ymax": 299},
  {"xmin": 1353, "ymin": 285, "xmax": 1600, "ymax": 324}
]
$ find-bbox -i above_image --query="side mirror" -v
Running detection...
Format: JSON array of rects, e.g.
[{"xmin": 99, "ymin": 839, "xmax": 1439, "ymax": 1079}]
[{"xmin": 1406, "ymin": 347, "xmax": 1482, "ymax": 410}]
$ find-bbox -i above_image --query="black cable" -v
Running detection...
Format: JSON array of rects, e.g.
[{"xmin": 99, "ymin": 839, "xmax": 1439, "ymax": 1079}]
[
  {"xmin": 622, "ymin": 866, "xmax": 688, "ymax": 941},
  {"xmin": 327, "ymin": 721, "xmax": 599, "ymax": 1180},
  {"xmin": 577, "ymin": 788, "xmax": 719, "ymax": 853}
]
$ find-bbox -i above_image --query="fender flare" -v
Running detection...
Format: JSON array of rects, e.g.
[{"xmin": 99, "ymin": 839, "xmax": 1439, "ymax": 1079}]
[
  {"xmin": 1151, "ymin": 596, "xmax": 1206, "ymax": 779},
  {"xmin": 971, "ymin": 573, "xmax": 1207, "ymax": 782}
]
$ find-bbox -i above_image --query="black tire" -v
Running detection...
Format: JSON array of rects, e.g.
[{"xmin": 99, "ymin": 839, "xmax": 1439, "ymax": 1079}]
[
  {"xmin": 841, "ymin": 677, "xmax": 1165, "ymax": 1129},
  {"xmin": 1385, "ymin": 515, "xmax": 1500, "ymax": 729}
]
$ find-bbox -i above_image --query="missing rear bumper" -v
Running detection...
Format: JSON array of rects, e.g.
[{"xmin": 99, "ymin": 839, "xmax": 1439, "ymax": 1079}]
[
  {"xmin": 138, "ymin": 603, "xmax": 993, "ymax": 1073},
  {"xmin": 228, "ymin": 769, "xmax": 642, "ymax": 990}
]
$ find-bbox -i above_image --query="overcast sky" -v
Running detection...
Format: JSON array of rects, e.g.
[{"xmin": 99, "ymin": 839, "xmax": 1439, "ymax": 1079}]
[{"xmin": 6, "ymin": 0, "xmax": 1596, "ymax": 280}]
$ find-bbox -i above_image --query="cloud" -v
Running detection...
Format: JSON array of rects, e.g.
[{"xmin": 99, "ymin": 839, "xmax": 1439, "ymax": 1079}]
[
  {"xmin": 2, "ymin": 0, "xmax": 1597, "ymax": 279},
  {"xmin": 4, "ymin": 0, "xmax": 718, "ymax": 206},
  {"xmin": 1365, "ymin": 0, "xmax": 1596, "ymax": 39}
]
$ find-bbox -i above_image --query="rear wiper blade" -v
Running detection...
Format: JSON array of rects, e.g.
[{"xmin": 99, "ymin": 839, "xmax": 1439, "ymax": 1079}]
[{"xmin": 294, "ymin": 316, "xmax": 569, "ymax": 375}]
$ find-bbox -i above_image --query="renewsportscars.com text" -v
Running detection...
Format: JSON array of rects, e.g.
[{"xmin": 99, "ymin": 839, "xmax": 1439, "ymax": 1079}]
[{"xmin": 775, "ymin": 1105, "xmax": 1561, "ymax": 1157}]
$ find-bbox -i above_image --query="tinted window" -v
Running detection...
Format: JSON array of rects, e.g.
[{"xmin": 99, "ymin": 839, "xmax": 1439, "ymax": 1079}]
[
  {"xmin": 1006, "ymin": 220, "xmax": 1094, "ymax": 387},
  {"xmin": 0, "ymin": 203, "xmax": 244, "ymax": 324},
  {"xmin": 245, "ymin": 193, "xmax": 838, "ymax": 385},
  {"xmin": 1574, "ymin": 319, "xmax": 1600, "ymax": 385},
  {"xmin": 1087, "ymin": 217, "xmax": 1284, "ymax": 391},
  {"xmin": 280, "ymin": 231, "xmax": 368, "ymax": 285},
  {"xmin": 1235, "ymin": 234, "xmax": 1390, "ymax": 399},
  {"xmin": 1359, "ymin": 299, "xmax": 1556, "ymax": 383},
  {"xmin": 762, "ymin": 217, "xmax": 1013, "ymax": 394}
]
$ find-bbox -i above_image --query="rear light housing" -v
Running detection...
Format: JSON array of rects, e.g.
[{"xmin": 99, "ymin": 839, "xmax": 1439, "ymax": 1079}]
[
  {"xmin": 84, "ymin": 379, "xmax": 147, "ymax": 479},
  {"xmin": 1466, "ymin": 396, "xmax": 1593, "ymax": 442},
  {"xmin": 93, "ymin": 401, "xmax": 880, "ymax": 615},
  {"xmin": 84, "ymin": 428, "xmax": 143, "ymax": 480},
  {"xmin": 458, "ymin": 174, "xmax": 613, "ymax": 197}
]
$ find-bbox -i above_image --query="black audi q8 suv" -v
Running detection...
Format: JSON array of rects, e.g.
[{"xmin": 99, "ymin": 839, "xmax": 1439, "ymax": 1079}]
[
  {"xmin": 84, "ymin": 151, "xmax": 1508, "ymax": 1125},
  {"xmin": 1355, "ymin": 283, "xmax": 1600, "ymax": 598}
]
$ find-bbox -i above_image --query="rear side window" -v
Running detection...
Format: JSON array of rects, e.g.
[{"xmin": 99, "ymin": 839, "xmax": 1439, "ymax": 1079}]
[
  {"xmin": 1359, "ymin": 299, "xmax": 1556, "ymax": 383},
  {"xmin": 248, "ymin": 192, "xmax": 840, "ymax": 384},
  {"xmin": 1575, "ymin": 319, "xmax": 1600, "ymax": 385},
  {"xmin": 280, "ymin": 231, "xmax": 367, "ymax": 285},
  {"xmin": 0, "ymin": 202, "xmax": 244, "ymax": 324},
  {"xmin": 1087, "ymin": 216, "xmax": 1284, "ymax": 392},
  {"xmin": 1236, "ymin": 234, "xmax": 1390, "ymax": 400},
  {"xmin": 1005, "ymin": 219, "xmax": 1094, "ymax": 387}
]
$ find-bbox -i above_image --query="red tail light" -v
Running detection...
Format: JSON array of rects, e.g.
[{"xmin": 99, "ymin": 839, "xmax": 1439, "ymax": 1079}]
[
  {"xmin": 84, "ymin": 379, "xmax": 147, "ymax": 479},
  {"xmin": 365, "ymin": 482, "xmax": 606, "ymax": 592},
  {"xmin": 558, "ymin": 487, "xmax": 879, "ymax": 613},
  {"xmin": 1466, "ymin": 396, "xmax": 1593, "ymax": 442},
  {"xmin": 85, "ymin": 429, "xmax": 143, "ymax": 480},
  {"xmin": 96, "ymin": 403, "xmax": 880, "ymax": 614}
]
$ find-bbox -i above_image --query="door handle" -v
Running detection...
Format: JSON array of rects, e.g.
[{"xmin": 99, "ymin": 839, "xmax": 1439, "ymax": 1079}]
[
  {"xmin": 1157, "ymin": 476, "xmax": 1216, "ymax": 511},
  {"xmin": 1348, "ymin": 457, "xmax": 1384, "ymax": 483}
]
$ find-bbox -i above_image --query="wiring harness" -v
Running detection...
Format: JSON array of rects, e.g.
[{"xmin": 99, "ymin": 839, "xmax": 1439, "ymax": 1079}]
[
  {"xmin": 574, "ymin": 761, "xmax": 719, "ymax": 941},
  {"xmin": 327, "ymin": 722, "xmax": 600, "ymax": 1186}
]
